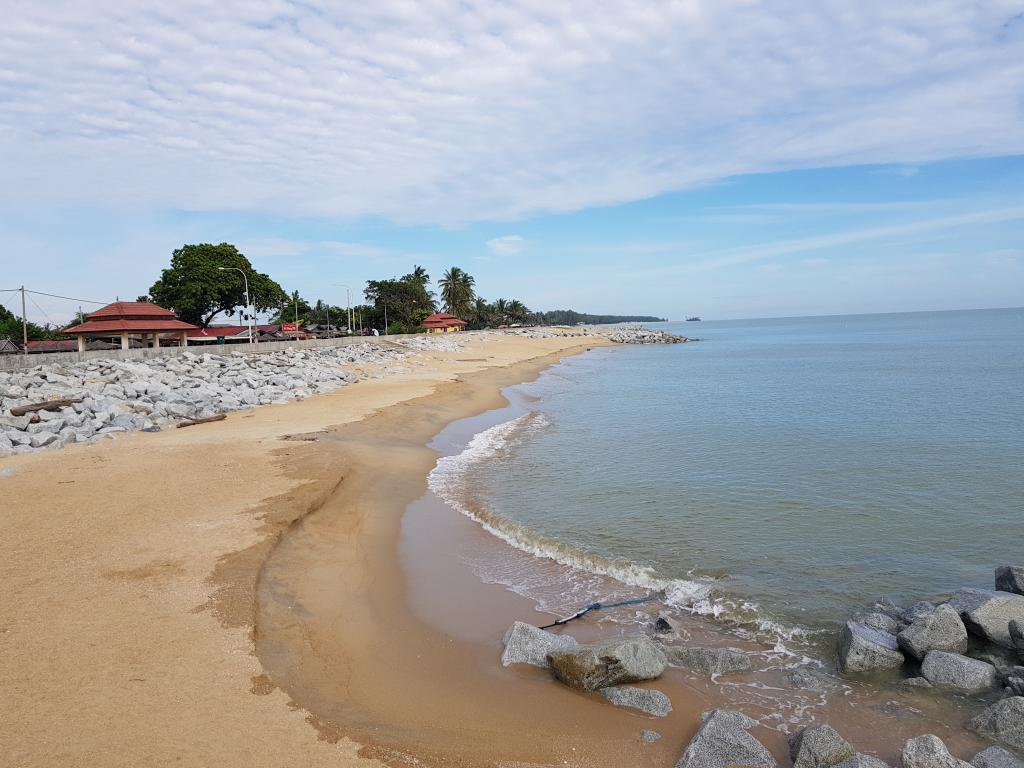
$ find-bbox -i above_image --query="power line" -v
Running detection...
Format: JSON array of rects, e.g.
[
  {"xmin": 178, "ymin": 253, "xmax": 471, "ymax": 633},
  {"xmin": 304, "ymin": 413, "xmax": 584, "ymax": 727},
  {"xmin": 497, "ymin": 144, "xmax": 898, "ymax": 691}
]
[{"xmin": 25, "ymin": 289, "xmax": 109, "ymax": 305}]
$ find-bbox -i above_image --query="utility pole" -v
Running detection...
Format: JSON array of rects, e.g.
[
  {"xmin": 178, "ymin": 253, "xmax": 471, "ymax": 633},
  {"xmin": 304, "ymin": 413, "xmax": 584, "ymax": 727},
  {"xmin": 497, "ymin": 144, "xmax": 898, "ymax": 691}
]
[
  {"xmin": 20, "ymin": 286, "xmax": 28, "ymax": 355},
  {"xmin": 383, "ymin": 300, "xmax": 388, "ymax": 335}
]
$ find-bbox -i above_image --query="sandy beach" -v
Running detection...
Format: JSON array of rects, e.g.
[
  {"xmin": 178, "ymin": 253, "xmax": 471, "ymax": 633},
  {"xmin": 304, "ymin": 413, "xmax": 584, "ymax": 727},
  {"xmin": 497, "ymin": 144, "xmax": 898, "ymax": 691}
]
[{"xmin": 0, "ymin": 333, "xmax": 606, "ymax": 767}]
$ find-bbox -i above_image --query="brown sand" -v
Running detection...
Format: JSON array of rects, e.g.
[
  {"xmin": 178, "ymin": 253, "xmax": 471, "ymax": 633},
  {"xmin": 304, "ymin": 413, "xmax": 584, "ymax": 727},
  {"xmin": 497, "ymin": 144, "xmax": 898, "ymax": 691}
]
[
  {"xmin": 0, "ymin": 333, "xmax": 990, "ymax": 768},
  {"xmin": 0, "ymin": 334, "xmax": 601, "ymax": 768}
]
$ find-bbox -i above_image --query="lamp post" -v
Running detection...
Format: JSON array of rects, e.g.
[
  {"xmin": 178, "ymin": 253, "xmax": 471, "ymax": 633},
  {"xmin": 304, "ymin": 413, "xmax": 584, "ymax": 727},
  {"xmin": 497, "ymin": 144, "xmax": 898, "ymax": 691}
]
[
  {"xmin": 218, "ymin": 267, "xmax": 254, "ymax": 344},
  {"xmin": 333, "ymin": 283, "xmax": 353, "ymax": 334}
]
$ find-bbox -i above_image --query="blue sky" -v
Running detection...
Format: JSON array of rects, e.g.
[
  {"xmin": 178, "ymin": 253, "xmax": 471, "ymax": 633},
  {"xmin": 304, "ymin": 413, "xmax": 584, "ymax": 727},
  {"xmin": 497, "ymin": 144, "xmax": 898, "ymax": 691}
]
[{"xmin": 1, "ymin": 2, "xmax": 1023, "ymax": 324}]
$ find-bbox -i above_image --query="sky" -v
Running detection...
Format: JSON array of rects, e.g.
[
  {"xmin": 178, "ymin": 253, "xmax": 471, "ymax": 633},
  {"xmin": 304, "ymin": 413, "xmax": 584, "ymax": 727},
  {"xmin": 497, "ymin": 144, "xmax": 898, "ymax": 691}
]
[{"xmin": 1, "ymin": 0, "xmax": 1023, "ymax": 324}]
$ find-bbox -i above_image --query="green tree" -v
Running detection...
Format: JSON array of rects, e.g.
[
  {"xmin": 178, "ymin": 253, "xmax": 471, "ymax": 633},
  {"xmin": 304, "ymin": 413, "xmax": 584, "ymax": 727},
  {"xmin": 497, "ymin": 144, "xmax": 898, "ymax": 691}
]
[
  {"xmin": 144, "ymin": 243, "xmax": 289, "ymax": 327},
  {"xmin": 0, "ymin": 302, "xmax": 68, "ymax": 342},
  {"xmin": 364, "ymin": 278, "xmax": 435, "ymax": 329},
  {"xmin": 270, "ymin": 291, "xmax": 313, "ymax": 324},
  {"xmin": 507, "ymin": 299, "xmax": 529, "ymax": 325},
  {"xmin": 438, "ymin": 267, "xmax": 475, "ymax": 319}
]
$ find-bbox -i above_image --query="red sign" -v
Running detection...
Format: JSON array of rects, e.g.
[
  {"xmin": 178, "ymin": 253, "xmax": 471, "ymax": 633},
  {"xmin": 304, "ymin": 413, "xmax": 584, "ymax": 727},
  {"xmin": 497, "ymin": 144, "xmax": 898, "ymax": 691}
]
[{"xmin": 281, "ymin": 322, "xmax": 298, "ymax": 332}]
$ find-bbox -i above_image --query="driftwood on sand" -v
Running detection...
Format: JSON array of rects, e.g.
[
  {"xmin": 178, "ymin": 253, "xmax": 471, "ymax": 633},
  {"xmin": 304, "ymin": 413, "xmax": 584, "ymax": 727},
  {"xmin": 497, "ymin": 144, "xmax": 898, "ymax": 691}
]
[{"xmin": 175, "ymin": 413, "xmax": 227, "ymax": 428}]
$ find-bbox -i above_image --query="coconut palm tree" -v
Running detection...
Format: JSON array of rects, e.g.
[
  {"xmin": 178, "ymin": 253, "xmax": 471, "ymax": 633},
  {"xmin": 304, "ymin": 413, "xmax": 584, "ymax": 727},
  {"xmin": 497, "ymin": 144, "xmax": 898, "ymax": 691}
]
[
  {"xmin": 507, "ymin": 299, "xmax": 529, "ymax": 325},
  {"xmin": 438, "ymin": 267, "xmax": 476, "ymax": 318},
  {"xmin": 493, "ymin": 298, "xmax": 509, "ymax": 325}
]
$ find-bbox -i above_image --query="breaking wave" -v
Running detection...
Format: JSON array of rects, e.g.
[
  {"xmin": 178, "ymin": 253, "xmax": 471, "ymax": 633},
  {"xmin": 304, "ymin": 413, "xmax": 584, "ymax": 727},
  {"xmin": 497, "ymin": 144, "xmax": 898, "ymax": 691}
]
[{"xmin": 427, "ymin": 411, "xmax": 820, "ymax": 649}]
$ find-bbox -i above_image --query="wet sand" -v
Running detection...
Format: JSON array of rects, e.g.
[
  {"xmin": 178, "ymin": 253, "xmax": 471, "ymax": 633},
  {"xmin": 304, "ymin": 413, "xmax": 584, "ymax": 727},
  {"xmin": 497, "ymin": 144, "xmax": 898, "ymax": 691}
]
[
  {"xmin": 255, "ymin": 346, "xmax": 990, "ymax": 768},
  {"xmin": 0, "ymin": 333, "xmax": 601, "ymax": 767}
]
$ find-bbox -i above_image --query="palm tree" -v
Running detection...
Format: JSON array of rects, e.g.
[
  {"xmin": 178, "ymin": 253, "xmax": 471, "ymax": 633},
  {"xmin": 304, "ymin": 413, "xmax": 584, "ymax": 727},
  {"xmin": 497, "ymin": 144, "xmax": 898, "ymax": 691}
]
[
  {"xmin": 471, "ymin": 297, "xmax": 493, "ymax": 328},
  {"xmin": 507, "ymin": 299, "xmax": 529, "ymax": 325},
  {"xmin": 493, "ymin": 298, "xmax": 509, "ymax": 325},
  {"xmin": 438, "ymin": 267, "xmax": 476, "ymax": 318}
]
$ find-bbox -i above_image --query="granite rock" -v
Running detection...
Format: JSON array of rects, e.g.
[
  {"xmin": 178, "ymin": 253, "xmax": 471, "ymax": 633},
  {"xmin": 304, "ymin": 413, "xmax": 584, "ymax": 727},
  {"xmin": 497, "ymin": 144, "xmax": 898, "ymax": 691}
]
[
  {"xmin": 664, "ymin": 647, "xmax": 752, "ymax": 676},
  {"xmin": 950, "ymin": 590, "xmax": 1024, "ymax": 649},
  {"xmin": 972, "ymin": 747, "xmax": 1024, "ymax": 768},
  {"xmin": 675, "ymin": 709, "xmax": 777, "ymax": 768},
  {"xmin": 898, "ymin": 604, "xmax": 970, "ymax": 660},
  {"xmin": 839, "ymin": 621, "xmax": 905, "ymax": 674},
  {"xmin": 971, "ymin": 697, "xmax": 1024, "ymax": 752},
  {"xmin": 501, "ymin": 621, "xmax": 577, "ymax": 669},
  {"xmin": 789, "ymin": 725, "xmax": 856, "ymax": 768},
  {"xmin": 600, "ymin": 686, "xmax": 672, "ymax": 716},
  {"xmin": 996, "ymin": 567, "xmax": 1024, "ymax": 597},
  {"xmin": 547, "ymin": 638, "xmax": 667, "ymax": 691},
  {"xmin": 901, "ymin": 735, "xmax": 973, "ymax": 768},
  {"xmin": 921, "ymin": 651, "xmax": 998, "ymax": 693}
]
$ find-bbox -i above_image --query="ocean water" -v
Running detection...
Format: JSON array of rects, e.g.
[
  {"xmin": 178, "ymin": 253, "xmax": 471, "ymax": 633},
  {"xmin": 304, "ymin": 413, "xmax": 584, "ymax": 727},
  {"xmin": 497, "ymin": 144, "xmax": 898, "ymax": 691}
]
[{"xmin": 429, "ymin": 309, "xmax": 1024, "ymax": 647}]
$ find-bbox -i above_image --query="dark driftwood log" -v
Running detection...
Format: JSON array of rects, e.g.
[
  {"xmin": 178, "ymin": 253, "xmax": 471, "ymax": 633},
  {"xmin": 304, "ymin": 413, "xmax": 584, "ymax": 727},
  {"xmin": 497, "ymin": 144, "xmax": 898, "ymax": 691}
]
[
  {"xmin": 175, "ymin": 413, "xmax": 227, "ymax": 429},
  {"xmin": 9, "ymin": 398, "xmax": 83, "ymax": 417}
]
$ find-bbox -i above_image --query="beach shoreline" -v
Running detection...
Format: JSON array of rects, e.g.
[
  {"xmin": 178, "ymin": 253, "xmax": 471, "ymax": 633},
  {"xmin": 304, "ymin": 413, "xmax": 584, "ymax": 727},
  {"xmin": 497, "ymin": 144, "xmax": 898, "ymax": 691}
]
[
  {"xmin": 0, "ymin": 329, "xmax": 999, "ymax": 767},
  {"xmin": 0, "ymin": 332, "xmax": 612, "ymax": 767}
]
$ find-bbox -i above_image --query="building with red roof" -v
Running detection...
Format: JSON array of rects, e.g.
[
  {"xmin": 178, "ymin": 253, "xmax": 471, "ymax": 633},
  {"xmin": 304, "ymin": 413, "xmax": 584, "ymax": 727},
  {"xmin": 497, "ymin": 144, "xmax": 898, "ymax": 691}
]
[
  {"xmin": 64, "ymin": 301, "xmax": 200, "ymax": 352},
  {"xmin": 422, "ymin": 312, "xmax": 468, "ymax": 334}
]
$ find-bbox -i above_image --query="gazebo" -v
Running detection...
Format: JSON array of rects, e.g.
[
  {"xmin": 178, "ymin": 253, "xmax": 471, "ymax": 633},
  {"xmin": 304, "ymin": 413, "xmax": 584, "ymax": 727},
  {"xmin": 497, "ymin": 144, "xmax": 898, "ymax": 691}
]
[{"xmin": 64, "ymin": 302, "xmax": 200, "ymax": 352}]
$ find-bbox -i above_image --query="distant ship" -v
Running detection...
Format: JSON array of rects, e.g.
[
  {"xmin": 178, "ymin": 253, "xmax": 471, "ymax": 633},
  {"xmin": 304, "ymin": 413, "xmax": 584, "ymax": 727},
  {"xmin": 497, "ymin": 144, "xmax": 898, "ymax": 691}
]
[{"xmin": 685, "ymin": 316, "xmax": 701, "ymax": 322}]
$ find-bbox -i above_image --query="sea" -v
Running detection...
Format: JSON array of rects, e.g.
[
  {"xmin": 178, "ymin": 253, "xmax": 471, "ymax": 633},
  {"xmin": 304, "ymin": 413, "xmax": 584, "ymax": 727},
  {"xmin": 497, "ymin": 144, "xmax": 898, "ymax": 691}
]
[{"xmin": 426, "ymin": 308, "xmax": 1024, "ymax": 655}]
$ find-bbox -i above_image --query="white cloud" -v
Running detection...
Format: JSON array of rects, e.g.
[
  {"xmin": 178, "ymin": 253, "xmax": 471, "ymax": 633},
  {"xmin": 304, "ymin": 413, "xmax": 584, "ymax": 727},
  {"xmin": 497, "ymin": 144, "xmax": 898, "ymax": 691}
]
[
  {"xmin": 486, "ymin": 235, "xmax": 526, "ymax": 255},
  {"xmin": 1, "ymin": 2, "xmax": 1023, "ymax": 223}
]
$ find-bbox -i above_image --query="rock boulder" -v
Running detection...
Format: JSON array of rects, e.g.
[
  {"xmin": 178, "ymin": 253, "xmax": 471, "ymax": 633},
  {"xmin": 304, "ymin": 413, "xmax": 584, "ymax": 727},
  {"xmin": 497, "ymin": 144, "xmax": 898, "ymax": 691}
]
[
  {"xmin": 901, "ymin": 735, "xmax": 973, "ymax": 768},
  {"xmin": 547, "ymin": 638, "xmax": 666, "ymax": 691},
  {"xmin": 971, "ymin": 697, "xmax": 1024, "ymax": 752},
  {"xmin": 838, "ymin": 621, "xmax": 904, "ymax": 674},
  {"xmin": 898, "ymin": 604, "xmax": 969, "ymax": 660},
  {"xmin": 500, "ymin": 621, "xmax": 577, "ymax": 668},
  {"xmin": 789, "ymin": 725, "xmax": 856, "ymax": 768},
  {"xmin": 675, "ymin": 709, "xmax": 777, "ymax": 768},
  {"xmin": 972, "ymin": 747, "xmax": 1024, "ymax": 768},
  {"xmin": 835, "ymin": 756, "xmax": 891, "ymax": 768},
  {"xmin": 664, "ymin": 647, "xmax": 752, "ymax": 676},
  {"xmin": 600, "ymin": 686, "xmax": 672, "ymax": 716},
  {"xmin": 996, "ymin": 567, "xmax": 1024, "ymax": 596},
  {"xmin": 921, "ymin": 651, "xmax": 998, "ymax": 693},
  {"xmin": 950, "ymin": 589, "xmax": 1024, "ymax": 649}
]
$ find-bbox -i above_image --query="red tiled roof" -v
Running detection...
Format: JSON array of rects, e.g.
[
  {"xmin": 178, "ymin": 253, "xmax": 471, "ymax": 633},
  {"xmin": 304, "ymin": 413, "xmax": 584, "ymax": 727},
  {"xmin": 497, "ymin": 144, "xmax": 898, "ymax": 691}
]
[
  {"xmin": 25, "ymin": 339, "xmax": 77, "ymax": 352},
  {"xmin": 65, "ymin": 318, "xmax": 199, "ymax": 334},
  {"xmin": 85, "ymin": 301, "xmax": 179, "ymax": 319},
  {"xmin": 65, "ymin": 301, "xmax": 199, "ymax": 334},
  {"xmin": 423, "ymin": 312, "xmax": 467, "ymax": 327}
]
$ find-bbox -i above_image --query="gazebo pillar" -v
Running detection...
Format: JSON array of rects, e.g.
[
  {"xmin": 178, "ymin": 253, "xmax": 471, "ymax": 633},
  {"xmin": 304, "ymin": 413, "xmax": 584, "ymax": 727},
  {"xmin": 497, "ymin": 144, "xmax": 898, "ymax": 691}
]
[
  {"xmin": 180, "ymin": 332, "xmax": 189, "ymax": 347},
  {"xmin": 152, "ymin": 333, "xmax": 161, "ymax": 349},
  {"xmin": 77, "ymin": 336, "xmax": 86, "ymax": 353},
  {"xmin": 120, "ymin": 331, "xmax": 130, "ymax": 350}
]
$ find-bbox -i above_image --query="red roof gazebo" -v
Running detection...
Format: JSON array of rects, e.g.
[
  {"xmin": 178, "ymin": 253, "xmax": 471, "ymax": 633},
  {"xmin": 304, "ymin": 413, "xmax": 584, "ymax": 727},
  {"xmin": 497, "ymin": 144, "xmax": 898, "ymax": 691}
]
[
  {"xmin": 422, "ymin": 312, "xmax": 468, "ymax": 333},
  {"xmin": 64, "ymin": 302, "xmax": 200, "ymax": 352}
]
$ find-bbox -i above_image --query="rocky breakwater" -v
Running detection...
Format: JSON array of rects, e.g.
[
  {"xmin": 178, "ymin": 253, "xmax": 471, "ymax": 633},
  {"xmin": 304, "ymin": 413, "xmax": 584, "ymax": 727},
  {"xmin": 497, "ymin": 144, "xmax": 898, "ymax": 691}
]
[
  {"xmin": 836, "ymin": 565, "xmax": 1024, "ymax": 755},
  {"xmin": 0, "ymin": 343, "xmax": 411, "ymax": 457},
  {"xmin": 593, "ymin": 327, "xmax": 690, "ymax": 344}
]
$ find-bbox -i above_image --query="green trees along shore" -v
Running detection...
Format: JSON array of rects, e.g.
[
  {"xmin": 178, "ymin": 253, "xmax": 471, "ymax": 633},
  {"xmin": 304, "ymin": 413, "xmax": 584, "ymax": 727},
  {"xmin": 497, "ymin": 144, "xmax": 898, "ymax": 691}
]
[{"xmin": 2, "ymin": 242, "xmax": 665, "ymax": 341}]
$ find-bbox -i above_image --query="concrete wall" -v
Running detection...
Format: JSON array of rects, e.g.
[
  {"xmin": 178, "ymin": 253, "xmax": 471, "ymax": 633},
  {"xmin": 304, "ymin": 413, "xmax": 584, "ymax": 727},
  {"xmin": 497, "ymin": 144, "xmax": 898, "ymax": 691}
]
[{"xmin": 0, "ymin": 335, "xmax": 406, "ymax": 371}]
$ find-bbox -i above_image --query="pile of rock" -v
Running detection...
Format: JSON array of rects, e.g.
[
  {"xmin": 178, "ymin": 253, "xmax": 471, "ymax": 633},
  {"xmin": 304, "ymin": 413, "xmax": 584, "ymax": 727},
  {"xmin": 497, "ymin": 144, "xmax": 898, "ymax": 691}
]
[
  {"xmin": 837, "ymin": 566, "xmax": 1024, "ymax": 737},
  {"xmin": 500, "ymin": 620, "xmax": 755, "ymax": 723},
  {"xmin": 677, "ymin": 715, "xmax": 1022, "ymax": 768},
  {"xmin": 0, "ymin": 343, "xmax": 409, "ymax": 456},
  {"xmin": 593, "ymin": 327, "xmax": 688, "ymax": 344}
]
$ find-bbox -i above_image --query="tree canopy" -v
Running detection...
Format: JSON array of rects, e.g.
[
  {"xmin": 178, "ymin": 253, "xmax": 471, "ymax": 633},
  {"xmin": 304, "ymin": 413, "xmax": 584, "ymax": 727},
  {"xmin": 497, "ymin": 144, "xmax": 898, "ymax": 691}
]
[
  {"xmin": 0, "ymin": 301, "xmax": 67, "ymax": 342},
  {"xmin": 143, "ymin": 243, "xmax": 289, "ymax": 328},
  {"xmin": 363, "ymin": 273, "xmax": 436, "ymax": 331},
  {"xmin": 438, "ymin": 266, "xmax": 475, "ymax": 319}
]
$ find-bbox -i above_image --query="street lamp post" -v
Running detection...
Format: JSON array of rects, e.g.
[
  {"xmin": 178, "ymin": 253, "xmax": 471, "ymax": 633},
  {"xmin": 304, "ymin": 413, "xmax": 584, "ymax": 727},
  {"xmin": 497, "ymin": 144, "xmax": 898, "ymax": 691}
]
[
  {"xmin": 218, "ymin": 267, "xmax": 254, "ymax": 345},
  {"xmin": 333, "ymin": 283, "xmax": 353, "ymax": 334}
]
